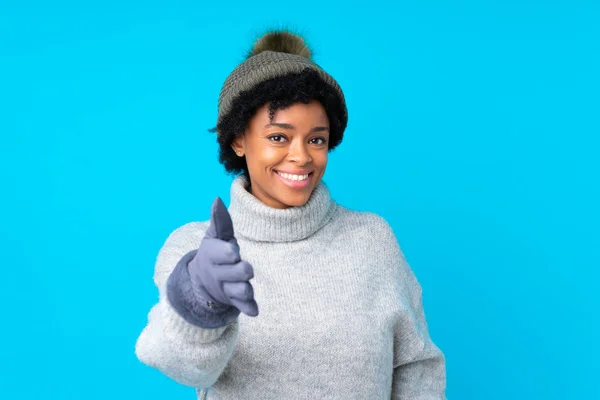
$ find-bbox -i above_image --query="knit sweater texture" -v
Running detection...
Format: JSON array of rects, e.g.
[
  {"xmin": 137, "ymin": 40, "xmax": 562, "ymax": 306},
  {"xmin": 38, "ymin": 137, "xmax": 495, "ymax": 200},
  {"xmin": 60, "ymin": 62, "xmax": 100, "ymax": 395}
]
[{"xmin": 135, "ymin": 175, "xmax": 447, "ymax": 399}]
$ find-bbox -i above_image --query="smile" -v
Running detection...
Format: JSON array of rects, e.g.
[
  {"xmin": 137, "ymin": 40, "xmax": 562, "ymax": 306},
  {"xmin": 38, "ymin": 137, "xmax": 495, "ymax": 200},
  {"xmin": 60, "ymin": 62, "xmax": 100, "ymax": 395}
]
[{"xmin": 274, "ymin": 170, "xmax": 313, "ymax": 189}]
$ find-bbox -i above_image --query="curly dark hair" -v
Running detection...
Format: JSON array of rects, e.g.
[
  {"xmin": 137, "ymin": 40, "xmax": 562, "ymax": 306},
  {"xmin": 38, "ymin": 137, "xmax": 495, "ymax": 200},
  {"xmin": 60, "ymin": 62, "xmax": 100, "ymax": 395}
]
[{"xmin": 209, "ymin": 68, "xmax": 347, "ymax": 177}]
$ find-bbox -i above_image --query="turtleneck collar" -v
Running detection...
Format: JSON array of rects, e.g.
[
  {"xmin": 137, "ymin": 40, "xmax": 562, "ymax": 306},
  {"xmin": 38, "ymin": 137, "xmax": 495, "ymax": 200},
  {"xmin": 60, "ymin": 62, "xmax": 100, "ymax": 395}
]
[{"xmin": 228, "ymin": 174, "xmax": 337, "ymax": 243}]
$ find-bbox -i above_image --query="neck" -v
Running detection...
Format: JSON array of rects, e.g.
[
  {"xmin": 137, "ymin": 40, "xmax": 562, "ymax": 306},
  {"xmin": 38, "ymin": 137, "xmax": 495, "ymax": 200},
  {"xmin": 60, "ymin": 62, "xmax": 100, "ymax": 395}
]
[{"xmin": 228, "ymin": 174, "xmax": 337, "ymax": 242}]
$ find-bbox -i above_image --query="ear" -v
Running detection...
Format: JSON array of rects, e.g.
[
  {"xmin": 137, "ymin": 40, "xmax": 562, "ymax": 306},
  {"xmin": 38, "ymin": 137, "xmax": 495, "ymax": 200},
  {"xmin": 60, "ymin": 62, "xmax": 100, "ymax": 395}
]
[{"xmin": 231, "ymin": 135, "xmax": 245, "ymax": 157}]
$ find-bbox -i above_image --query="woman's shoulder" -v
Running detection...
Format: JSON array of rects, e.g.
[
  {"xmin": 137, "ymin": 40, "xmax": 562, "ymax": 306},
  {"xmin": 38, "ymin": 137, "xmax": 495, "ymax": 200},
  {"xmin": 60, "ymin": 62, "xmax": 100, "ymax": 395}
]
[
  {"xmin": 331, "ymin": 205, "xmax": 398, "ymax": 243},
  {"xmin": 328, "ymin": 206, "xmax": 408, "ymax": 276}
]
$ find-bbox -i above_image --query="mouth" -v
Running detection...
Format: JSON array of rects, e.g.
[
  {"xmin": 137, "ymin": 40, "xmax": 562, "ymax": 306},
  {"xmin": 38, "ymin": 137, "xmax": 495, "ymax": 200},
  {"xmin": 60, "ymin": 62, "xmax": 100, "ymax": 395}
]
[{"xmin": 274, "ymin": 170, "xmax": 314, "ymax": 189}]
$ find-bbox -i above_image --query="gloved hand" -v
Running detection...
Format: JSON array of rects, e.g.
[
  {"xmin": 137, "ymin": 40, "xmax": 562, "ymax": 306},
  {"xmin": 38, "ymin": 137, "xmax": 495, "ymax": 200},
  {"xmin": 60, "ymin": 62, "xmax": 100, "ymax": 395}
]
[
  {"xmin": 167, "ymin": 197, "xmax": 259, "ymax": 328},
  {"xmin": 190, "ymin": 196, "xmax": 259, "ymax": 316}
]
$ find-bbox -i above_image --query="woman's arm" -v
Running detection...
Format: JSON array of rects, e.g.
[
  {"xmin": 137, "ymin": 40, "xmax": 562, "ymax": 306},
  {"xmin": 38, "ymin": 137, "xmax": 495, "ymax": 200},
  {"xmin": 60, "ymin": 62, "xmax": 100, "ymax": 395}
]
[
  {"xmin": 390, "ymin": 276, "xmax": 446, "ymax": 399},
  {"xmin": 373, "ymin": 216, "xmax": 447, "ymax": 399},
  {"xmin": 135, "ymin": 222, "xmax": 239, "ymax": 388}
]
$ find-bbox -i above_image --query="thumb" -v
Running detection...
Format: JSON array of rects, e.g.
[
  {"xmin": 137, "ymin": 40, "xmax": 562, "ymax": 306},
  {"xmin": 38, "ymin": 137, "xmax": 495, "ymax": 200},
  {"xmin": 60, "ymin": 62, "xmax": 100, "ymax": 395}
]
[{"xmin": 205, "ymin": 196, "xmax": 235, "ymax": 241}]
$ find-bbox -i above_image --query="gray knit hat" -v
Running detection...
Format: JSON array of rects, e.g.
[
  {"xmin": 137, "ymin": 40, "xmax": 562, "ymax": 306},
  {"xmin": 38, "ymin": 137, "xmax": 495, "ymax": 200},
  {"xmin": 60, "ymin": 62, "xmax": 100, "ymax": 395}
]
[{"xmin": 216, "ymin": 30, "xmax": 347, "ymax": 128}]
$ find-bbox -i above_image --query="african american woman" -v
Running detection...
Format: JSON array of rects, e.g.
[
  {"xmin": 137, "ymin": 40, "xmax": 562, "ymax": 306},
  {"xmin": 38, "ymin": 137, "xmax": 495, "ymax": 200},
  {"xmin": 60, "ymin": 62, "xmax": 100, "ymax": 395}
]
[{"xmin": 135, "ymin": 30, "xmax": 447, "ymax": 400}]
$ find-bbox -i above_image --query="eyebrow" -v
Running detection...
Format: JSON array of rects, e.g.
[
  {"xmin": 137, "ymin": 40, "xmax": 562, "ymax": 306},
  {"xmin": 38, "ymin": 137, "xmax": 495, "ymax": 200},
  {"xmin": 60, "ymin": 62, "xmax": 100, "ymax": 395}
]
[{"xmin": 264, "ymin": 122, "xmax": 329, "ymax": 132}]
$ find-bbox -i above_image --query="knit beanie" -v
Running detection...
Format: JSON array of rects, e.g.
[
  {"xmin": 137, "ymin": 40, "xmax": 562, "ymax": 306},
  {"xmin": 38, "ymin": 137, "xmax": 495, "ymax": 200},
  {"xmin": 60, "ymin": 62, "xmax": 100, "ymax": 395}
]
[{"xmin": 216, "ymin": 30, "xmax": 348, "ymax": 129}]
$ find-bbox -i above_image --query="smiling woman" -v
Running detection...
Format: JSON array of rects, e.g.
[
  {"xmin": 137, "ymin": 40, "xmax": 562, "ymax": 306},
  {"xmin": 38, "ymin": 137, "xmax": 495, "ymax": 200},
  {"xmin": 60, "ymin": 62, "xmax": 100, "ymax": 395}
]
[
  {"xmin": 135, "ymin": 29, "xmax": 447, "ymax": 400},
  {"xmin": 211, "ymin": 60, "xmax": 347, "ymax": 208},
  {"xmin": 231, "ymin": 100, "xmax": 330, "ymax": 208}
]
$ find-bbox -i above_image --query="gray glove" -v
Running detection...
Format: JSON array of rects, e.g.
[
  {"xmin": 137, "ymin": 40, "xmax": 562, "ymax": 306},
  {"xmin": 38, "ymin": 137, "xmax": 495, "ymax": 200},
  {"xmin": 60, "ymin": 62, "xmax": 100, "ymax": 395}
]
[{"xmin": 167, "ymin": 197, "xmax": 259, "ymax": 329}]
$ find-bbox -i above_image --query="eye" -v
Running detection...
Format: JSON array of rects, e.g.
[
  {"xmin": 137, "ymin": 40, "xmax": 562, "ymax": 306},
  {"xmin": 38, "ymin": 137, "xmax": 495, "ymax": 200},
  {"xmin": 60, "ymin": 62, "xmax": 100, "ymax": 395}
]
[
  {"xmin": 310, "ymin": 137, "xmax": 327, "ymax": 145},
  {"xmin": 268, "ymin": 134, "xmax": 288, "ymax": 143}
]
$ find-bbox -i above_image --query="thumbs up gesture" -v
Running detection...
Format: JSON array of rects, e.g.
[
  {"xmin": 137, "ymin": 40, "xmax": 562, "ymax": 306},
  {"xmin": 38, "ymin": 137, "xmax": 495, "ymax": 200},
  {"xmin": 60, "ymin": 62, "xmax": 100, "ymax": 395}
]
[{"xmin": 187, "ymin": 197, "xmax": 259, "ymax": 318}]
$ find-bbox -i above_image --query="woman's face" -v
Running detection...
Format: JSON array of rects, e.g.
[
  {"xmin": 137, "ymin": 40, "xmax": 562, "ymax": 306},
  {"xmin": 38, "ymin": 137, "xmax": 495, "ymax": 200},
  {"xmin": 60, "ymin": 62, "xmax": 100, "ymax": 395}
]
[{"xmin": 232, "ymin": 100, "xmax": 330, "ymax": 209}]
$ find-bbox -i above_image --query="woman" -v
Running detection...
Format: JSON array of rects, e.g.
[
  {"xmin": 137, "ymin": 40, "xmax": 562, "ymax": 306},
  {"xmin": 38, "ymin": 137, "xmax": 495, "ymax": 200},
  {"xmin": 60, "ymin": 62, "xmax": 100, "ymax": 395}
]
[{"xmin": 135, "ymin": 30, "xmax": 447, "ymax": 399}]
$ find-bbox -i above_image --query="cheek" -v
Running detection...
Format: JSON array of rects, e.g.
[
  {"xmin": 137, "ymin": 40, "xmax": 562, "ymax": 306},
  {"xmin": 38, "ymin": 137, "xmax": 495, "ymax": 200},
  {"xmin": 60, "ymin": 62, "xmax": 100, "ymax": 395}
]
[
  {"xmin": 314, "ymin": 150, "xmax": 329, "ymax": 166},
  {"xmin": 247, "ymin": 146, "xmax": 285, "ymax": 168}
]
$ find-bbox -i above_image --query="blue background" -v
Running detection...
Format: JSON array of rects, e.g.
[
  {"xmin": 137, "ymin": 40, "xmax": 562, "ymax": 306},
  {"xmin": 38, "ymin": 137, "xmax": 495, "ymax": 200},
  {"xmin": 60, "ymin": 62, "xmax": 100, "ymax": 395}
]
[{"xmin": 1, "ymin": 0, "xmax": 598, "ymax": 399}]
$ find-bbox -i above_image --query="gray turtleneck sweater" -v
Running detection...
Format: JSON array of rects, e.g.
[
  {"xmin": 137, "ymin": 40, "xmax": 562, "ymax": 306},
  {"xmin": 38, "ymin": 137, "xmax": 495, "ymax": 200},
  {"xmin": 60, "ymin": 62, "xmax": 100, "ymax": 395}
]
[{"xmin": 135, "ymin": 175, "xmax": 446, "ymax": 399}]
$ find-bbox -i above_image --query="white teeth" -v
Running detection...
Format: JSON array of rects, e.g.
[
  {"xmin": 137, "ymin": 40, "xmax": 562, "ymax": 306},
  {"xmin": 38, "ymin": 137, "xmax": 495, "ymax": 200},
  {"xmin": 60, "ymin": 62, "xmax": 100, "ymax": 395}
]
[{"xmin": 277, "ymin": 171, "xmax": 309, "ymax": 181}]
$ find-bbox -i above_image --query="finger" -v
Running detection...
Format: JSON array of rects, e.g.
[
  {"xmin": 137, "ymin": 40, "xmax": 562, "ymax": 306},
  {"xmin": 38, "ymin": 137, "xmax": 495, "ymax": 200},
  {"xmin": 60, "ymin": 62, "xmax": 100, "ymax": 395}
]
[
  {"xmin": 213, "ymin": 260, "xmax": 254, "ymax": 282},
  {"xmin": 230, "ymin": 297, "xmax": 259, "ymax": 317},
  {"xmin": 223, "ymin": 281, "xmax": 254, "ymax": 301},
  {"xmin": 207, "ymin": 240, "xmax": 241, "ymax": 265},
  {"xmin": 205, "ymin": 197, "xmax": 235, "ymax": 241}
]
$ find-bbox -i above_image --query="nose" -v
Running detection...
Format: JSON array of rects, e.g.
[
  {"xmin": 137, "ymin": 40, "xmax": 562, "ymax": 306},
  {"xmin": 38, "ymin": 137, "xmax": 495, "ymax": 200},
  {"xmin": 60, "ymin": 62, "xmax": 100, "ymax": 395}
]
[{"xmin": 288, "ymin": 140, "xmax": 312, "ymax": 165}]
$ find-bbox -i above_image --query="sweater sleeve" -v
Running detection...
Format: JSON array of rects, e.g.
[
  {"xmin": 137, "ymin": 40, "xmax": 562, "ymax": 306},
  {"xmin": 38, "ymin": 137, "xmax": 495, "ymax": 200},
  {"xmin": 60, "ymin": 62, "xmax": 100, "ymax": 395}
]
[
  {"xmin": 390, "ymin": 276, "xmax": 447, "ymax": 400},
  {"xmin": 376, "ymin": 217, "xmax": 447, "ymax": 399},
  {"xmin": 135, "ymin": 222, "xmax": 239, "ymax": 388}
]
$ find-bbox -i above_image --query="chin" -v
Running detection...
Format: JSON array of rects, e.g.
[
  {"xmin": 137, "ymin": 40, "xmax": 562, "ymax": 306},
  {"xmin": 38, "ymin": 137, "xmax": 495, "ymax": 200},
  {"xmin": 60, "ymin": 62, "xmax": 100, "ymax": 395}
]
[
  {"xmin": 284, "ymin": 198, "xmax": 309, "ymax": 207},
  {"xmin": 277, "ymin": 190, "xmax": 312, "ymax": 208}
]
